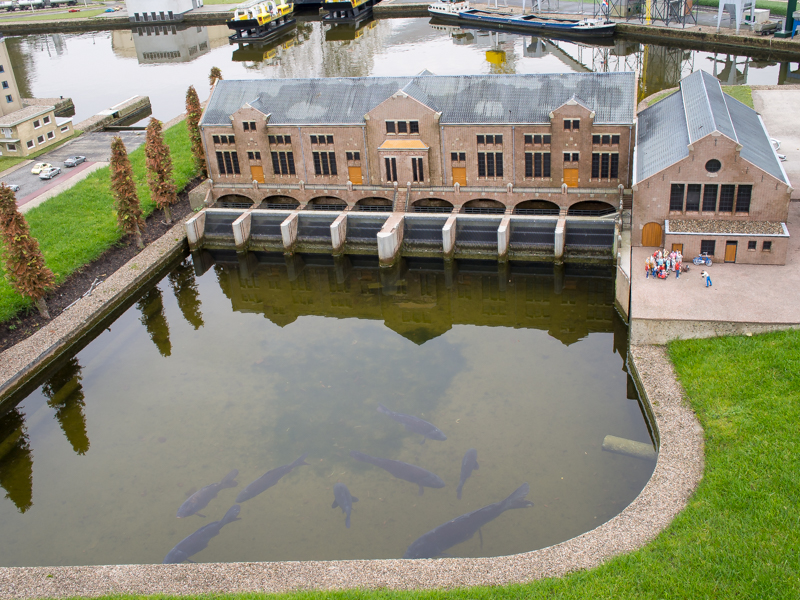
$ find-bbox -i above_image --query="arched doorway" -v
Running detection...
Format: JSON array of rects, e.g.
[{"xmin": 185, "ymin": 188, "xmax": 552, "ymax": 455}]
[
  {"xmin": 355, "ymin": 197, "xmax": 393, "ymax": 212},
  {"xmin": 308, "ymin": 196, "xmax": 346, "ymax": 211},
  {"xmin": 514, "ymin": 200, "xmax": 560, "ymax": 215},
  {"xmin": 214, "ymin": 194, "xmax": 254, "ymax": 208},
  {"xmin": 462, "ymin": 199, "xmax": 505, "ymax": 214},
  {"xmin": 641, "ymin": 222, "xmax": 663, "ymax": 247},
  {"xmin": 411, "ymin": 198, "xmax": 453, "ymax": 213},
  {"xmin": 261, "ymin": 195, "xmax": 299, "ymax": 210},
  {"xmin": 567, "ymin": 201, "xmax": 616, "ymax": 216}
]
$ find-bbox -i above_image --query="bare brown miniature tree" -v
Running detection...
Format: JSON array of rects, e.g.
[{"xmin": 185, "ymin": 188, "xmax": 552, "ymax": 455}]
[
  {"xmin": 185, "ymin": 85, "xmax": 207, "ymax": 178},
  {"xmin": 0, "ymin": 184, "xmax": 55, "ymax": 318},
  {"xmin": 145, "ymin": 118, "xmax": 177, "ymax": 224},
  {"xmin": 110, "ymin": 136, "xmax": 145, "ymax": 249},
  {"xmin": 209, "ymin": 66, "xmax": 223, "ymax": 89}
]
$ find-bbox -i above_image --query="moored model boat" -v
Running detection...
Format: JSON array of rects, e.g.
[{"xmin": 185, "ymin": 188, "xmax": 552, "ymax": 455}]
[
  {"xmin": 458, "ymin": 9, "xmax": 615, "ymax": 37},
  {"xmin": 428, "ymin": 0, "xmax": 469, "ymax": 21},
  {"xmin": 228, "ymin": 0, "xmax": 295, "ymax": 42},
  {"xmin": 322, "ymin": 0, "xmax": 379, "ymax": 23}
]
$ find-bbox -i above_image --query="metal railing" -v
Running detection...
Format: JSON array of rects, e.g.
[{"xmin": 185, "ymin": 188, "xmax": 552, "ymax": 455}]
[
  {"xmin": 355, "ymin": 204, "xmax": 393, "ymax": 212},
  {"xmin": 462, "ymin": 207, "xmax": 506, "ymax": 215},
  {"xmin": 261, "ymin": 203, "xmax": 299, "ymax": 210},
  {"xmin": 413, "ymin": 206, "xmax": 453, "ymax": 213},
  {"xmin": 213, "ymin": 202, "xmax": 253, "ymax": 209},
  {"xmin": 514, "ymin": 208, "xmax": 560, "ymax": 216},
  {"xmin": 567, "ymin": 208, "xmax": 618, "ymax": 217},
  {"xmin": 307, "ymin": 204, "xmax": 346, "ymax": 211}
]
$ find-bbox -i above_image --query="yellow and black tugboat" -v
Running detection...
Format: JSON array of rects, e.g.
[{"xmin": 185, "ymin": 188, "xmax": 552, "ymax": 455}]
[
  {"xmin": 228, "ymin": 0, "xmax": 296, "ymax": 43},
  {"xmin": 322, "ymin": 0, "xmax": 379, "ymax": 23}
]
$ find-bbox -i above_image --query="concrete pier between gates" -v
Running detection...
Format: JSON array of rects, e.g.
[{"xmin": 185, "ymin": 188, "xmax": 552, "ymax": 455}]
[{"xmin": 377, "ymin": 214, "xmax": 405, "ymax": 265}]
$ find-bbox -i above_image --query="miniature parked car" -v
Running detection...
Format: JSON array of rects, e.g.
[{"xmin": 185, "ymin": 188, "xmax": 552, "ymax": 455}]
[
  {"xmin": 31, "ymin": 162, "xmax": 52, "ymax": 175},
  {"xmin": 104, "ymin": 7, "xmax": 114, "ymax": 11},
  {"xmin": 39, "ymin": 166, "xmax": 61, "ymax": 180},
  {"xmin": 68, "ymin": 8, "xmax": 80, "ymax": 11},
  {"xmin": 64, "ymin": 155, "xmax": 86, "ymax": 167},
  {"xmin": 2, "ymin": 182, "xmax": 20, "ymax": 192}
]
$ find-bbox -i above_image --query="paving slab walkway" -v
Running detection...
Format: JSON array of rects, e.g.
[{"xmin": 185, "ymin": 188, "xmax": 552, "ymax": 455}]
[{"xmin": 629, "ymin": 202, "xmax": 800, "ymax": 343}]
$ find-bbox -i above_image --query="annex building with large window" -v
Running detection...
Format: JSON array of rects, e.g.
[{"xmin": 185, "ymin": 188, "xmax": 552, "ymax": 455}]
[
  {"xmin": 198, "ymin": 72, "xmax": 636, "ymax": 215},
  {"xmin": 633, "ymin": 69, "xmax": 792, "ymax": 265}
]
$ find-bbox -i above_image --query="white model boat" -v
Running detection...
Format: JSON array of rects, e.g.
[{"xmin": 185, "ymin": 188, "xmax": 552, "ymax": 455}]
[{"xmin": 428, "ymin": 0, "xmax": 470, "ymax": 20}]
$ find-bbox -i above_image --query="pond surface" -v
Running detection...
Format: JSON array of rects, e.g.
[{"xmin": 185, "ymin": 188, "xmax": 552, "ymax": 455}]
[
  {"xmin": 0, "ymin": 253, "xmax": 655, "ymax": 566},
  {"xmin": 6, "ymin": 18, "xmax": 799, "ymax": 125}
]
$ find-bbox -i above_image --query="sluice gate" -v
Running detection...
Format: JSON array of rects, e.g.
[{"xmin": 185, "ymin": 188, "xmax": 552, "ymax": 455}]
[{"xmin": 186, "ymin": 208, "xmax": 619, "ymax": 265}]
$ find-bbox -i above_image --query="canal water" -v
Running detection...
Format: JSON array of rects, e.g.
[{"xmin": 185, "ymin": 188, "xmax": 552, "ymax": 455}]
[
  {"xmin": 0, "ymin": 253, "xmax": 655, "ymax": 566},
  {"xmin": 6, "ymin": 18, "xmax": 799, "ymax": 126}
]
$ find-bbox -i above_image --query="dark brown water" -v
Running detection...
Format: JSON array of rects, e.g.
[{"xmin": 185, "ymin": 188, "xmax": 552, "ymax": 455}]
[{"xmin": 0, "ymin": 252, "xmax": 655, "ymax": 566}]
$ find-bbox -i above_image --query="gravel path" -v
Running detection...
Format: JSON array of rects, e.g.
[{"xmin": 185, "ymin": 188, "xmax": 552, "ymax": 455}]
[
  {"xmin": 0, "ymin": 345, "xmax": 704, "ymax": 598},
  {"xmin": 668, "ymin": 219, "xmax": 785, "ymax": 235}
]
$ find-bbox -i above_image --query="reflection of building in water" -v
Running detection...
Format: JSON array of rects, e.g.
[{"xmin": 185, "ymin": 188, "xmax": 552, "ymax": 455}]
[
  {"xmin": 127, "ymin": 0, "xmax": 203, "ymax": 24},
  {"xmin": 128, "ymin": 24, "xmax": 211, "ymax": 64},
  {"xmin": 639, "ymin": 44, "xmax": 693, "ymax": 102},
  {"xmin": 429, "ymin": 23, "xmax": 474, "ymax": 45},
  {"xmin": 112, "ymin": 24, "xmax": 229, "ymax": 61},
  {"xmin": 204, "ymin": 251, "xmax": 620, "ymax": 348},
  {"xmin": 231, "ymin": 32, "xmax": 297, "ymax": 65}
]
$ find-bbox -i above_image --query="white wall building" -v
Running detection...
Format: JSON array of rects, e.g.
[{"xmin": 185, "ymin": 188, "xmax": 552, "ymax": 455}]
[{"xmin": 127, "ymin": 0, "xmax": 203, "ymax": 23}]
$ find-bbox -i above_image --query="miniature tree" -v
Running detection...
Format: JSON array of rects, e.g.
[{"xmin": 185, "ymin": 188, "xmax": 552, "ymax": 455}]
[
  {"xmin": 0, "ymin": 184, "xmax": 55, "ymax": 319},
  {"xmin": 110, "ymin": 136, "xmax": 145, "ymax": 249},
  {"xmin": 209, "ymin": 66, "xmax": 223, "ymax": 89},
  {"xmin": 185, "ymin": 85, "xmax": 207, "ymax": 178},
  {"xmin": 145, "ymin": 118, "xmax": 177, "ymax": 224}
]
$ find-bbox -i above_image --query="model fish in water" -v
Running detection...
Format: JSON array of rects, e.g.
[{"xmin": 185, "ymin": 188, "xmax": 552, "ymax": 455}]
[
  {"xmin": 456, "ymin": 449, "xmax": 478, "ymax": 500},
  {"xmin": 163, "ymin": 504, "xmax": 241, "ymax": 564},
  {"xmin": 236, "ymin": 453, "xmax": 309, "ymax": 503},
  {"xmin": 377, "ymin": 404, "xmax": 446, "ymax": 443},
  {"xmin": 177, "ymin": 469, "xmax": 239, "ymax": 518},
  {"xmin": 350, "ymin": 450, "xmax": 445, "ymax": 495},
  {"xmin": 403, "ymin": 483, "xmax": 534, "ymax": 559},
  {"xmin": 331, "ymin": 482, "xmax": 359, "ymax": 528}
]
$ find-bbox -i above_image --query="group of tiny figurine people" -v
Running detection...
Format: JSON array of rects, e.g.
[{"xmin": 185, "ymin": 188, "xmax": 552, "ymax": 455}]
[{"xmin": 645, "ymin": 249, "xmax": 683, "ymax": 280}]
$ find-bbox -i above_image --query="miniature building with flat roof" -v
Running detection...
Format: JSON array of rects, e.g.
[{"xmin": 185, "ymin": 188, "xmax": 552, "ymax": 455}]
[
  {"xmin": 199, "ymin": 72, "xmax": 636, "ymax": 215},
  {"xmin": 633, "ymin": 69, "xmax": 792, "ymax": 265}
]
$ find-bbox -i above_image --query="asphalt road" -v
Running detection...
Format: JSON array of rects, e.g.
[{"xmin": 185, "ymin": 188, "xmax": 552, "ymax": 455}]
[{"xmin": 1, "ymin": 130, "xmax": 146, "ymax": 200}]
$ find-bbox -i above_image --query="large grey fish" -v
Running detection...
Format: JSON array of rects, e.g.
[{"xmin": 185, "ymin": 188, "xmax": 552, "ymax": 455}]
[
  {"xmin": 163, "ymin": 504, "xmax": 241, "ymax": 564},
  {"xmin": 456, "ymin": 449, "xmax": 478, "ymax": 500},
  {"xmin": 350, "ymin": 450, "xmax": 445, "ymax": 495},
  {"xmin": 403, "ymin": 483, "xmax": 534, "ymax": 559},
  {"xmin": 236, "ymin": 453, "xmax": 308, "ymax": 503},
  {"xmin": 177, "ymin": 469, "xmax": 239, "ymax": 518},
  {"xmin": 377, "ymin": 404, "xmax": 446, "ymax": 443},
  {"xmin": 331, "ymin": 482, "xmax": 359, "ymax": 529}
]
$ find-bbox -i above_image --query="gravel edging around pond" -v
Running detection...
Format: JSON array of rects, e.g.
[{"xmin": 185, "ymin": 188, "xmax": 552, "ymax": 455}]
[
  {"xmin": 0, "ymin": 217, "xmax": 190, "ymax": 400},
  {"xmin": 0, "ymin": 345, "xmax": 704, "ymax": 599}
]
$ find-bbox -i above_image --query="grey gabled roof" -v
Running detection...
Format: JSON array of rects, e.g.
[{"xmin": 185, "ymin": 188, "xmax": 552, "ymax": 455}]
[
  {"xmin": 636, "ymin": 70, "xmax": 786, "ymax": 184},
  {"xmin": 635, "ymin": 91, "xmax": 689, "ymax": 183},
  {"xmin": 201, "ymin": 72, "xmax": 636, "ymax": 127},
  {"xmin": 682, "ymin": 70, "xmax": 737, "ymax": 145},
  {"xmin": 400, "ymin": 80, "xmax": 441, "ymax": 113}
]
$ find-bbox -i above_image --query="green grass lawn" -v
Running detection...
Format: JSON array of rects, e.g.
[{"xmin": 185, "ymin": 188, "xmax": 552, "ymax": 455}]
[
  {"xmin": 0, "ymin": 121, "xmax": 195, "ymax": 323},
  {"xmin": 2, "ymin": 8, "xmax": 106, "ymax": 21},
  {"xmin": 87, "ymin": 329, "xmax": 799, "ymax": 599}
]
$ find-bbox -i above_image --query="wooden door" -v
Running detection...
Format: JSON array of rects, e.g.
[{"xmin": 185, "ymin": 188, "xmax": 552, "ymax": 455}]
[
  {"xmin": 671, "ymin": 243, "xmax": 683, "ymax": 253},
  {"xmin": 725, "ymin": 241, "xmax": 737, "ymax": 263},
  {"xmin": 348, "ymin": 166, "xmax": 363, "ymax": 185},
  {"xmin": 452, "ymin": 167, "xmax": 467, "ymax": 187},
  {"xmin": 250, "ymin": 165, "xmax": 264, "ymax": 183},
  {"xmin": 641, "ymin": 222, "xmax": 663, "ymax": 247},
  {"xmin": 563, "ymin": 168, "xmax": 579, "ymax": 188}
]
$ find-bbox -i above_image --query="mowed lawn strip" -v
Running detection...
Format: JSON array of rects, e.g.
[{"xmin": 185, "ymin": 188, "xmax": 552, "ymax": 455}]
[
  {"xmin": 86, "ymin": 330, "xmax": 798, "ymax": 599},
  {"xmin": 0, "ymin": 121, "xmax": 194, "ymax": 323}
]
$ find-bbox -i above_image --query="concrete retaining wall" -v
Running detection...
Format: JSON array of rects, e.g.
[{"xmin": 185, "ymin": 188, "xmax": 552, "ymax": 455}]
[{"xmin": 630, "ymin": 317, "xmax": 800, "ymax": 345}]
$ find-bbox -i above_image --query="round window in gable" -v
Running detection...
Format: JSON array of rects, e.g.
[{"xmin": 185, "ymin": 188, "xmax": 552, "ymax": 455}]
[{"xmin": 705, "ymin": 159, "xmax": 721, "ymax": 173}]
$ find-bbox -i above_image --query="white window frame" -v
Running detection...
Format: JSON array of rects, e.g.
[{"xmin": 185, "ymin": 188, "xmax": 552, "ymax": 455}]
[
  {"xmin": 60, "ymin": 125, "xmax": 70, "ymax": 133},
  {"xmin": 46, "ymin": 131, "xmax": 55, "ymax": 140},
  {"xmin": 37, "ymin": 135, "xmax": 44, "ymax": 144},
  {"xmin": 33, "ymin": 119, "xmax": 41, "ymax": 129},
  {"xmin": 26, "ymin": 140, "xmax": 34, "ymax": 149},
  {"xmin": 43, "ymin": 116, "xmax": 51, "ymax": 125},
  {"xmin": 7, "ymin": 143, "xmax": 15, "ymax": 151}
]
